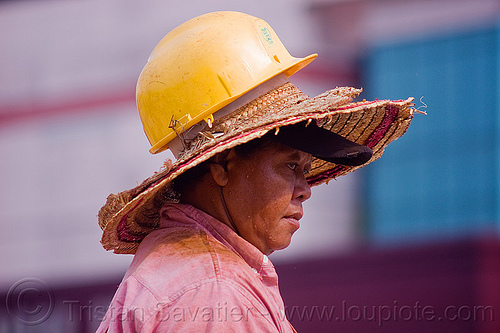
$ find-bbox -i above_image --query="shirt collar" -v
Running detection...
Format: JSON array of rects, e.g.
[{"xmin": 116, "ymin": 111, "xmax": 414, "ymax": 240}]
[{"xmin": 159, "ymin": 203, "xmax": 271, "ymax": 274}]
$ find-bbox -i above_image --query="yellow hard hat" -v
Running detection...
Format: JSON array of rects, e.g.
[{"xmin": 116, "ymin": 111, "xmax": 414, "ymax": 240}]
[{"xmin": 136, "ymin": 11, "xmax": 317, "ymax": 154}]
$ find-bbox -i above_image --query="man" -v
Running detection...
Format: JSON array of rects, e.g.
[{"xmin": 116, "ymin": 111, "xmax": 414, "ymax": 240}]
[{"xmin": 97, "ymin": 11, "xmax": 414, "ymax": 332}]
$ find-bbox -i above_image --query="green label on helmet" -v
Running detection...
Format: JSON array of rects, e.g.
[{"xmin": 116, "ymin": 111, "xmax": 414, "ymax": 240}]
[{"xmin": 261, "ymin": 27, "xmax": 273, "ymax": 45}]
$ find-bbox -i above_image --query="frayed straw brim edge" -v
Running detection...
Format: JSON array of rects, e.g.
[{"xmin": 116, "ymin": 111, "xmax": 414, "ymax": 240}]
[{"xmin": 99, "ymin": 96, "xmax": 415, "ymax": 254}]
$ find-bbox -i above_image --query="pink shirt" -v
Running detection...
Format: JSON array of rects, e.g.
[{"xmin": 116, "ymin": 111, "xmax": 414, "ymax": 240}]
[{"xmin": 97, "ymin": 203, "xmax": 296, "ymax": 332}]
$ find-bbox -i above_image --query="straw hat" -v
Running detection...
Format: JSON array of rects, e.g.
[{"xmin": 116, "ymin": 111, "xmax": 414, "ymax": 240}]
[{"xmin": 98, "ymin": 80, "xmax": 414, "ymax": 254}]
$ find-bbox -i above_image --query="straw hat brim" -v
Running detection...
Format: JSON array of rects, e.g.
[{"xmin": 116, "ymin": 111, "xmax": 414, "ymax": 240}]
[{"xmin": 98, "ymin": 83, "xmax": 414, "ymax": 254}]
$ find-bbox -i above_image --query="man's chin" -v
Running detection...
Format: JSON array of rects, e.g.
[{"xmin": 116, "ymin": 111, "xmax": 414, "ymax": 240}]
[{"xmin": 271, "ymin": 236, "xmax": 295, "ymax": 254}]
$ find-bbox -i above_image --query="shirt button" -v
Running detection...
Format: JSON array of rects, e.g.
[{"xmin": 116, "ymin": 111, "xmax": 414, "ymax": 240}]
[
  {"xmin": 262, "ymin": 255, "xmax": 269, "ymax": 264},
  {"xmin": 251, "ymin": 268, "xmax": 258, "ymax": 274}
]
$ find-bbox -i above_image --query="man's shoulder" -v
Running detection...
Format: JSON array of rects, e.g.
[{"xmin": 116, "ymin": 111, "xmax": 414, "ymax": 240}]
[{"xmin": 126, "ymin": 226, "xmax": 256, "ymax": 299}]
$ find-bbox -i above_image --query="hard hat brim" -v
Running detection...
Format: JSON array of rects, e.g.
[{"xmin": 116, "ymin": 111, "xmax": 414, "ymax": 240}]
[{"xmin": 148, "ymin": 53, "xmax": 318, "ymax": 154}]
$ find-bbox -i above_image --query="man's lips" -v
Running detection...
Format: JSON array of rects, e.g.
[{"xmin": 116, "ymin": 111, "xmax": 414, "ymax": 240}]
[
  {"xmin": 284, "ymin": 212, "xmax": 303, "ymax": 229},
  {"xmin": 287, "ymin": 212, "xmax": 303, "ymax": 220}
]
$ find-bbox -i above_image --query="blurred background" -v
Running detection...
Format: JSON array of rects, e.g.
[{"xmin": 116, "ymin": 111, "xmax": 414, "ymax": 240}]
[{"xmin": 1, "ymin": 0, "xmax": 500, "ymax": 332}]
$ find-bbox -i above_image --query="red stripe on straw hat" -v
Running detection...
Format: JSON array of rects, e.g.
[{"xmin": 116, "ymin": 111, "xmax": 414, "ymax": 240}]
[
  {"xmin": 307, "ymin": 104, "xmax": 400, "ymax": 186},
  {"xmin": 117, "ymin": 197, "xmax": 147, "ymax": 242}
]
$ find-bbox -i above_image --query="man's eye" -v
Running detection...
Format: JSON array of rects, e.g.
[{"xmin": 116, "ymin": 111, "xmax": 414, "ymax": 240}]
[{"xmin": 288, "ymin": 163, "xmax": 298, "ymax": 170}]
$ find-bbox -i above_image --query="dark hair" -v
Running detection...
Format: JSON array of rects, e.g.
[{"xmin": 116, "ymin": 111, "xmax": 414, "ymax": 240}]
[
  {"xmin": 172, "ymin": 134, "xmax": 276, "ymax": 196},
  {"xmin": 171, "ymin": 161, "xmax": 211, "ymax": 196}
]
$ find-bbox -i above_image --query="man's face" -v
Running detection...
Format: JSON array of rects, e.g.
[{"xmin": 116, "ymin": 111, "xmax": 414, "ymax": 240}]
[{"xmin": 223, "ymin": 141, "xmax": 312, "ymax": 255}]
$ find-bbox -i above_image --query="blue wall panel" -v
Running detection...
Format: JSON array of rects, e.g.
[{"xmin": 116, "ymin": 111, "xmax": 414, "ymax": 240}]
[{"xmin": 362, "ymin": 26, "xmax": 499, "ymax": 244}]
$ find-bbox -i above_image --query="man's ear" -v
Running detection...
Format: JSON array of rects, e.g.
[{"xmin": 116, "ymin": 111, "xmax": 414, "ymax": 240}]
[{"xmin": 209, "ymin": 150, "xmax": 232, "ymax": 187}]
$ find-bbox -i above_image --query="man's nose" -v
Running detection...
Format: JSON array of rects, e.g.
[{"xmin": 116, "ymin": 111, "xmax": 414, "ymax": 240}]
[{"xmin": 294, "ymin": 174, "xmax": 312, "ymax": 202}]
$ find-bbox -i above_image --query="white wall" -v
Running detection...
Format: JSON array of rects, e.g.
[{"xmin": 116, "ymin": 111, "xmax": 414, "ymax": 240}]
[{"xmin": 0, "ymin": 0, "xmax": 324, "ymax": 109}]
